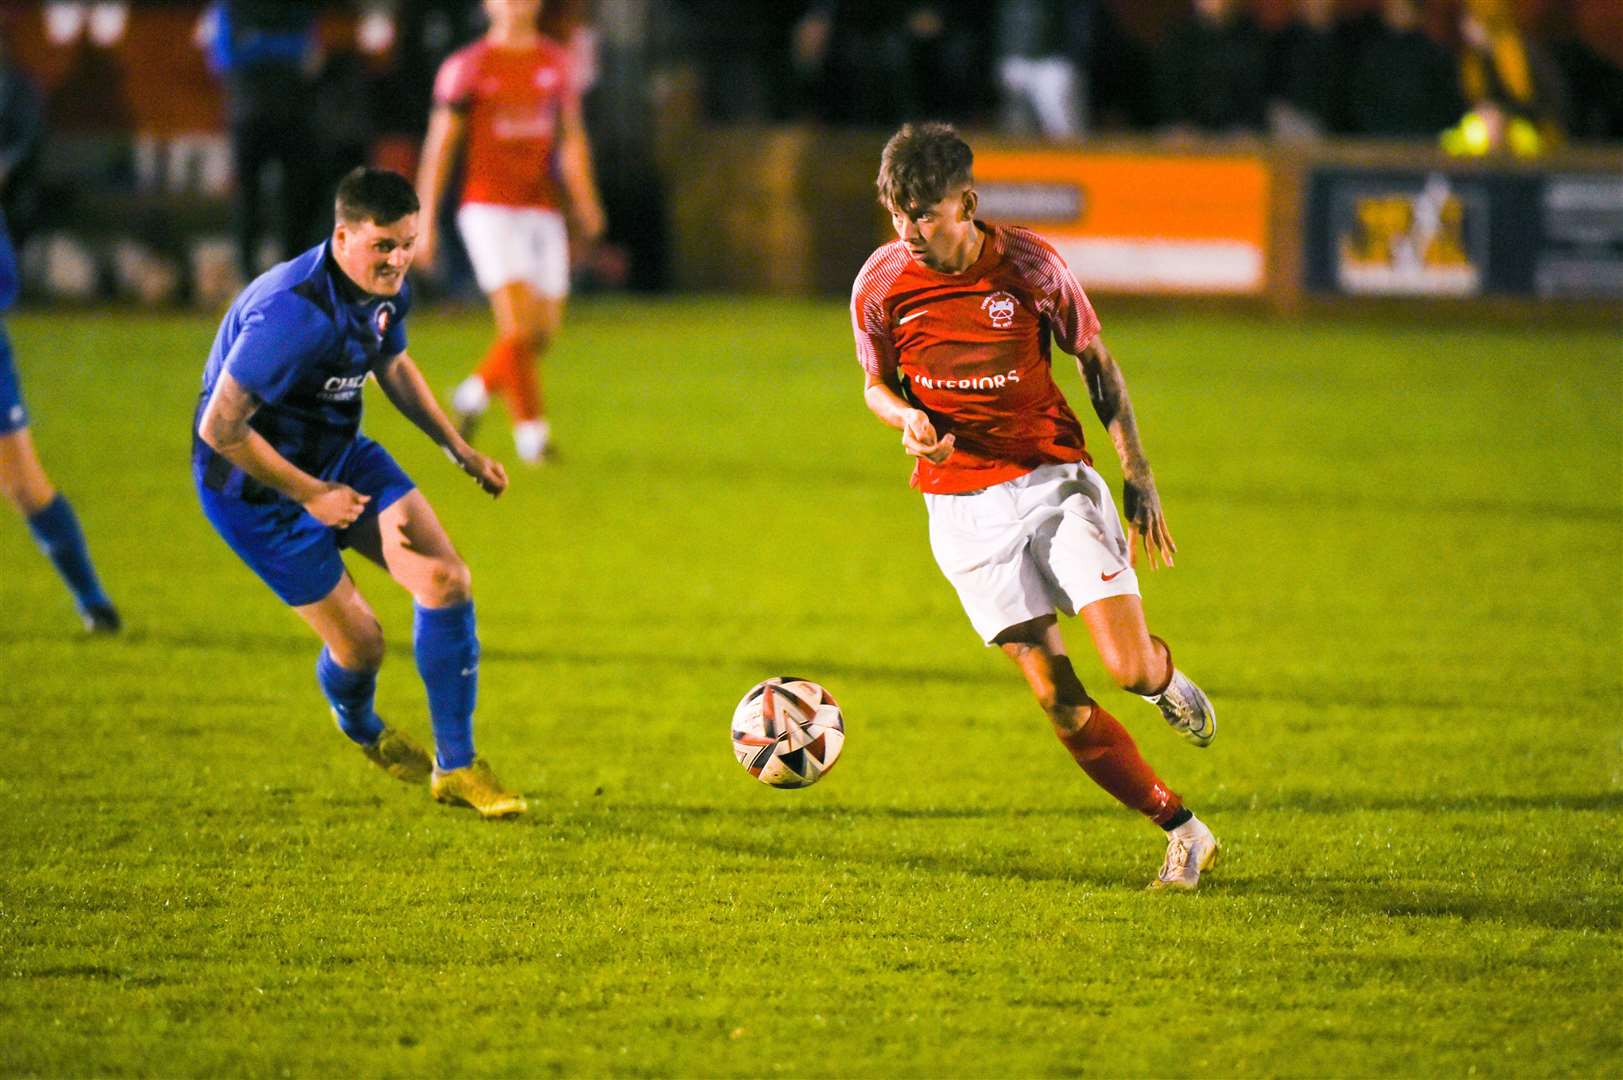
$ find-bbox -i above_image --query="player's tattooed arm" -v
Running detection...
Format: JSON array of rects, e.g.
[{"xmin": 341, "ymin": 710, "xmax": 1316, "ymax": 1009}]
[
  {"xmin": 1077, "ymin": 336, "xmax": 1177, "ymax": 569},
  {"xmin": 198, "ymin": 372, "xmax": 370, "ymax": 527},
  {"xmin": 374, "ymin": 352, "xmax": 507, "ymax": 497},
  {"xmin": 863, "ymin": 367, "xmax": 954, "ymax": 464}
]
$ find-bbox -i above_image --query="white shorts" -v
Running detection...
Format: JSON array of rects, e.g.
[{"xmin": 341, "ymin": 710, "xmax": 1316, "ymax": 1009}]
[
  {"xmin": 924, "ymin": 461, "xmax": 1140, "ymax": 644},
  {"xmin": 455, "ymin": 203, "xmax": 570, "ymax": 298}
]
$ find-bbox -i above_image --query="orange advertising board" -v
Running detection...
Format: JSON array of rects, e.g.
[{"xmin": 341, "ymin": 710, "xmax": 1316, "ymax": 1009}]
[{"xmin": 974, "ymin": 151, "xmax": 1272, "ymax": 294}]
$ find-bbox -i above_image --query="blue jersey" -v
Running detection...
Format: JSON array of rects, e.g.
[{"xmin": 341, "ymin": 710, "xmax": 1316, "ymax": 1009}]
[
  {"xmin": 0, "ymin": 212, "xmax": 18, "ymax": 313},
  {"xmin": 193, "ymin": 241, "xmax": 411, "ymax": 499},
  {"xmin": 0, "ymin": 215, "xmax": 23, "ymax": 435}
]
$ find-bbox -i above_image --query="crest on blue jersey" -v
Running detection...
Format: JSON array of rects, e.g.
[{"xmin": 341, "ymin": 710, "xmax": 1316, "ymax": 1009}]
[{"xmin": 374, "ymin": 302, "xmax": 395, "ymax": 338}]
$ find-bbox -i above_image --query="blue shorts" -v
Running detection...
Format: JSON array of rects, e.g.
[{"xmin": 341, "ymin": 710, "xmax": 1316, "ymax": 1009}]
[
  {"xmin": 197, "ymin": 436, "xmax": 416, "ymax": 606},
  {"xmin": 0, "ymin": 328, "xmax": 28, "ymax": 436}
]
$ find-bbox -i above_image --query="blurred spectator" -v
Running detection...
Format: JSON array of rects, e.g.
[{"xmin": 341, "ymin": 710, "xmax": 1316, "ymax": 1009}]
[
  {"xmin": 1553, "ymin": 35, "xmax": 1623, "ymax": 141},
  {"xmin": 44, "ymin": 29, "xmax": 135, "ymax": 135},
  {"xmin": 1344, "ymin": 0, "xmax": 1461, "ymax": 137},
  {"xmin": 793, "ymin": 2, "xmax": 989, "ymax": 127},
  {"xmin": 1265, "ymin": 0, "xmax": 1348, "ymax": 140},
  {"xmin": 675, "ymin": 0, "xmax": 802, "ymax": 123},
  {"xmin": 994, "ymin": 0, "xmax": 1098, "ymax": 140},
  {"xmin": 372, "ymin": 0, "xmax": 486, "ymax": 138},
  {"xmin": 310, "ymin": 46, "xmax": 377, "ymax": 200},
  {"xmin": 0, "ymin": 35, "xmax": 45, "ymax": 250},
  {"xmin": 1449, "ymin": 0, "xmax": 1567, "ymax": 155},
  {"xmin": 197, "ymin": 0, "xmax": 323, "ymax": 279},
  {"xmin": 589, "ymin": 0, "xmax": 672, "ymax": 290},
  {"xmin": 1087, "ymin": 4, "xmax": 1162, "ymax": 132},
  {"xmin": 1158, "ymin": 0, "xmax": 1269, "ymax": 136}
]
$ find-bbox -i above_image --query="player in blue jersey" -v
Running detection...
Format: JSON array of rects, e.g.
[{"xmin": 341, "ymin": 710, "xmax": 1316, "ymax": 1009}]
[
  {"xmin": 0, "ymin": 214, "xmax": 120, "ymax": 634},
  {"xmin": 194, "ymin": 167, "xmax": 525, "ymax": 818}
]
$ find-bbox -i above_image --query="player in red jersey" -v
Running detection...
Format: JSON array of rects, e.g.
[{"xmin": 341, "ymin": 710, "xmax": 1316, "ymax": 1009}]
[
  {"xmin": 851, "ymin": 123, "xmax": 1220, "ymax": 890},
  {"xmin": 415, "ymin": 0, "xmax": 605, "ymax": 463}
]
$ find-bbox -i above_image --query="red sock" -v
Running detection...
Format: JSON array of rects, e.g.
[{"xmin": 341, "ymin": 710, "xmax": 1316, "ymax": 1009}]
[
  {"xmin": 476, "ymin": 337, "xmax": 518, "ymax": 400},
  {"xmin": 1056, "ymin": 705, "xmax": 1183, "ymax": 825},
  {"xmin": 505, "ymin": 337, "xmax": 541, "ymax": 421}
]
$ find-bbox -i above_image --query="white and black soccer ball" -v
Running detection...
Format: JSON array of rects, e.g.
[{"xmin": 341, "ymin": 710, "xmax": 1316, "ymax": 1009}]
[{"xmin": 730, "ymin": 676, "xmax": 845, "ymax": 789}]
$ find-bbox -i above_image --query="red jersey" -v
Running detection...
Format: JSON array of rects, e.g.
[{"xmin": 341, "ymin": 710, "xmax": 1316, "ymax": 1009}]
[
  {"xmin": 432, "ymin": 38, "xmax": 578, "ymax": 210},
  {"xmin": 851, "ymin": 223, "xmax": 1102, "ymax": 494}
]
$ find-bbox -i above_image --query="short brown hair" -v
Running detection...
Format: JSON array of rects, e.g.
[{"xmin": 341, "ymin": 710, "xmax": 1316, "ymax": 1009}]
[
  {"xmin": 876, "ymin": 122, "xmax": 974, "ymax": 213},
  {"xmin": 334, "ymin": 167, "xmax": 419, "ymax": 226}
]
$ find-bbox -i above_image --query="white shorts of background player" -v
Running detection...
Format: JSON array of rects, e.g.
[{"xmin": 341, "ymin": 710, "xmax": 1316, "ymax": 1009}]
[{"xmin": 456, "ymin": 203, "xmax": 570, "ymax": 298}]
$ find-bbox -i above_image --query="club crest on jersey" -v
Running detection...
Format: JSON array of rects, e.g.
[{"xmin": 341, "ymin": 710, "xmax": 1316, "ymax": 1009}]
[
  {"xmin": 373, "ymin": 302, "xmax": 395, "ymax": 338},
  {"xmin": 981, "ymin": 291, "xmax": 1017, "ymax": 329}
]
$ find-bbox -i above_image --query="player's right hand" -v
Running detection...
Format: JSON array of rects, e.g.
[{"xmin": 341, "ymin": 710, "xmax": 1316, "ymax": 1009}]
[
  {"xmin": 456, "ymin": 447, "xmax": 508, "ymax": 497},
  {"xmin": 901, "ymin": 409, "xmax": 955, "ymax": 464},
  {"xmin": 304, "ymin": 483, "xmax": 371, "ymax": 528}
]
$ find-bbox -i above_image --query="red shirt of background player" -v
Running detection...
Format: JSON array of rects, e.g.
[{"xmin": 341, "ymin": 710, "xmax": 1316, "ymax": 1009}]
[
  {"xmin": 431, "ymin": 38, "xmax": 577, "ymax": 210},
  {"xmin": 851, "ymin": 222, "xmax": 1103, "ymax": 494}
]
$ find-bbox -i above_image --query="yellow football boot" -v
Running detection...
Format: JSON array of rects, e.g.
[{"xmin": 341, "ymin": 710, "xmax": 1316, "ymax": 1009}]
[
  {"xmin": 358, "ymin": 723, "xmax": 434, "ymax": 784},
  {"xmin": 431, "ymin": 758, "xmax": 528, "ymax": 819}
]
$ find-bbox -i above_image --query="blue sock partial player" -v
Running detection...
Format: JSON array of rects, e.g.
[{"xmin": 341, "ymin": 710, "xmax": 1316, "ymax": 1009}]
[
  {"xmin": 318, "ymin": 646, "xmax": 433, "ymax": 784},
  {"xmin": 416, "ymin": 601, "xmax": 525, "ymax": 818},
  {"xmin": 413, "ymin": 600, "xmax": 478, "ymax": 771},
  {"xmin": 27, "ymin": 493, "xmax": 119, "ymax": 633},
  {"xmin": 317, "ymin": 646, "xmax": 384, "ymax": 745}
]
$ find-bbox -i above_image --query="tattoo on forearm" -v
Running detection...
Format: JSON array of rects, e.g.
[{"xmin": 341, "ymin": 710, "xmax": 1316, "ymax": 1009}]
[{"xmin": 1087, "ymin": 357, "xmax": 1151, "ymax": 479}]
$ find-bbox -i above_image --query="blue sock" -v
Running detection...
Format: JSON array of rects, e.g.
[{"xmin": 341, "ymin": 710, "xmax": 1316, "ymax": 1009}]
[
  {"xmin": 414, "ymin": 601, "xmax": 478, "ymax": 770},
  {"xmin": 318, "ymin": 647, "xmax": 383, "ymax": 745},
  {"xmin": 27, "ymin": 494, "xmax": 112, "ymax": 614}
]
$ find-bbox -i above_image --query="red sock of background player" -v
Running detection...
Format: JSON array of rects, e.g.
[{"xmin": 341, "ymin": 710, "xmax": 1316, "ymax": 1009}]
[
  {"xmin": 1056, "ymin": 704, "xmax": 1188, "ymax": 827},
  {"xmin": 504, "ymin": 337, "xmax": 541, "ymax": 422},
  {"xmin": 476, "ymin": 336, "xmax": 517, "ymax": 403}
]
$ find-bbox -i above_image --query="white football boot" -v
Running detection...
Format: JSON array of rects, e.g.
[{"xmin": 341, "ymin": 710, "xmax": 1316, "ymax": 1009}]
[
  {"xmin": 450, "ymin": 375, "xmax": 489, "ymax": 440},
  {"xmin": 513, "ymin": 419, "xmax": 552, "ymax": 464},
  {"xmin": 1149, "ymin": 816, "xmax": 1220, "ymax": 892},
  {"xmin": 1145, "ymin": 669, "xmax": 1216, "ymax": 747}
]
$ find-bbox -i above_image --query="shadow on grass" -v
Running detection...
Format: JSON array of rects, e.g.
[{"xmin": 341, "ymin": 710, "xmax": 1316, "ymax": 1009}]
[
  {"xmin": 1208, "ymin": 790, "xmax": 1623, "ymax": 816},
  {"xmin": 1197, "ymin": 676, "xmax": 1623, "ymax": 713},
  {"xmin": 589, "ymin": 802, "xmax": 1134, "ymax": 891},
  {"xmin": 12, "ymin": 965, "xmax": 171, "ymax": 987},
  {"xmin": 1180, "ymin": 485, "xmax": 1623, "ymax": 525},
  {"xmin": 1209, "ymin": 875, "xmax": 1620, "ymax": 932},
  {"xmin": 539, "ymin": 798, "xmax": 1623, "ymax": 930},
  {"xmin": 80, "ymin": 627, "xmax": 1620, "ymax": 717},
  {"xmin": 48, "ymin": 628, "xmax": 999, "ymax": 689}
]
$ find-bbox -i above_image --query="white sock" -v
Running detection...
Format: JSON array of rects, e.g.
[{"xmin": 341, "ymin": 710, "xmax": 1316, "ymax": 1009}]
[
  {"xmin": 1141, "ymin": 668, "xmax": 1178, "ymax": 704},
  {"xmin": 452, "ymin": 375, "xmax": 488, "ymax": 416},
  {"xmin": 1170, "ymin": 814, "xmax": 1205, "ymax": 841},
  {"xmin": 514, "ymin": 419, "xmax": 550, "ymax": 462}
]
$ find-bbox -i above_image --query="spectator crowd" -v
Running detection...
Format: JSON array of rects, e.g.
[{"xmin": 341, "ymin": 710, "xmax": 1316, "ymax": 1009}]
[
  {"xmin": 690, "ymin": 0, "xmax": 1621, "ymax": 147},
  {"xmin": 0, "ymin": 0, "xmax": 1617, "ymax": 304}
]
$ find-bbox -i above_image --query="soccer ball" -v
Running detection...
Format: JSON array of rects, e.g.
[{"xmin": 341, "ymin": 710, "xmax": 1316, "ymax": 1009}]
[{"xmin": 730, "ymin": 676, "xmax": 845, "ymax": 789}]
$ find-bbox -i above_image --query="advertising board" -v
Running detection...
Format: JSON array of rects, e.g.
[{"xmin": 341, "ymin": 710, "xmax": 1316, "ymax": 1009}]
[
  {"xmin": 973, "ymin": 151, "xmax": 1271, "ymax": 295},
  {"xmin": 1304, "ymin": 169, "xmax": 1623, "ymax": 300}
]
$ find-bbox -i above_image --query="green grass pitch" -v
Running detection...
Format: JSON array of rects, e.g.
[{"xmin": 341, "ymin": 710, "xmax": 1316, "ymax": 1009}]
[{"xmin": 1, "ymin": 299, "xmax": 1618, "ymax": 1077}]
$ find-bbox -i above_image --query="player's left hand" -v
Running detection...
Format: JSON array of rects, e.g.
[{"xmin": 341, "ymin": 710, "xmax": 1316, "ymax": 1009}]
[
  {"xmin": 570, "ymin": 201, "xmax": 606, "ymax": 246},
  {"xmin": 456, "ymin": 446, "xmax": 508, "ymax": 497},
  {"xmin": 1122, "ymin": 476, "xmax": 1177, "ymax": 570}
]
